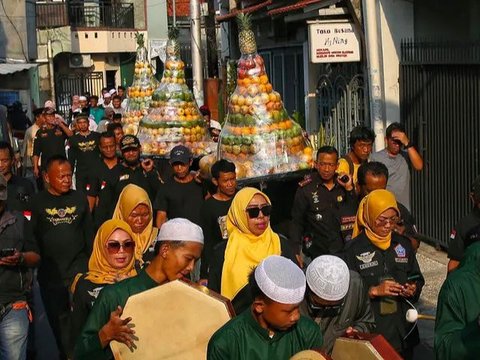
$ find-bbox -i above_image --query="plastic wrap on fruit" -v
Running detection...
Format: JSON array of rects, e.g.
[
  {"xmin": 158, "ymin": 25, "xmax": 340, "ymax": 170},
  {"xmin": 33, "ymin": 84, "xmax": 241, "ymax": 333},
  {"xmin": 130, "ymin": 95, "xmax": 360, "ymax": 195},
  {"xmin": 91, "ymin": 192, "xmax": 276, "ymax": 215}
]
[
  {"xmin": 217, "ymin": 14, "xmax": 314, "ymax": 180},
  {"xmin": 123, "ymin": 33, "xmax": 159, "ymax": 135},
  {"xmin": 137, "ymin": 27, "xmax": 213, "ymax": 158}
]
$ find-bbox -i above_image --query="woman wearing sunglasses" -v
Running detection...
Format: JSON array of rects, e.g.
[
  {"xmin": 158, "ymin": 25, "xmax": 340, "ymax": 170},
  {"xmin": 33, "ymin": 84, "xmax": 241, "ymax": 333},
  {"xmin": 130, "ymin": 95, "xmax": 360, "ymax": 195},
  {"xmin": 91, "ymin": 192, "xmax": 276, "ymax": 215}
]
[
  {"xmin": 112, "ymin": 184, "xmax": 159, "ymax": 267},
  {"xmin": 208, "ymin": 187, "xmax": 296, "ymax": 314},
  {"xmin": 343, "ymin": 189, "xmax": 424, "ymax": 359},
  {"xmin": 70, "ymin": 219, "xmax": 136, "ymax": 345}
]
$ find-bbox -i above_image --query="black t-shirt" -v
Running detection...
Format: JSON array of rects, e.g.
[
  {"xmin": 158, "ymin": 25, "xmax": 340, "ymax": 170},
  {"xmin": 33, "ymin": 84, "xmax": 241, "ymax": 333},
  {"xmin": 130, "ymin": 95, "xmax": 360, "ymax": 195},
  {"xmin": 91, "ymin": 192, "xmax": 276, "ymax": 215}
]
[
  {"xmin": 33, "ymin": 126, "xmax": 68, "ymax": 169},
  {"xmin": 68, "ymin": 132, "xmax": 101, "ymax": 175},
  {"xmin": 7, "ymin": 175, "xmax": 35, "ymax": 213},
  {"xmin": 153, "ymin": 177, "xmax": 204, "ymax": 226},
  {"xmin": 448, "ymin": 208, "xmax": 480, "ymax": 261},
  {"xmin": 86, "ymin": 157, "xmax": 122, "ymax": 229},
  {"xmin": 107, "ymin": 163, "xmax": 162, "ymax": 206},
  {"xmin": 0, "ymin": 211, "xmax": 38, "ymax": 305},
  {"xmin": 199, "ymin": 197, "xmax": 233, "ymax": 278},
  {"xmin": 71, "ymin": 275, "xmax": 106, "ymax": 341},
  {"xmin": 26, "ymin": 190, "xmax": 94, "ymax": 285}
]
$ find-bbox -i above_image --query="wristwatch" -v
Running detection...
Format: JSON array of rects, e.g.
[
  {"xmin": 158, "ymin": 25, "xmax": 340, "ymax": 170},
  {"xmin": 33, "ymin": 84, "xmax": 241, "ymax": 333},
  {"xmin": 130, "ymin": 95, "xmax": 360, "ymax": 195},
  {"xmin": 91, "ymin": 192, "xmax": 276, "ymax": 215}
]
[{"xmin": 404, "ymin": 142, "xmax": 414, "ymax": 149}]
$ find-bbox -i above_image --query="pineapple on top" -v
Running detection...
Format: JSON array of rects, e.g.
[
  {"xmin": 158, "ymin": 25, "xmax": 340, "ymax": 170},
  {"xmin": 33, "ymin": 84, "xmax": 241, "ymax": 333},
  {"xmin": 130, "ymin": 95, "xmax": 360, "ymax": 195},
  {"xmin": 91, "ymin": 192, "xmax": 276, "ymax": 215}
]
[
  {"xmin": 137, "ymin": 27, "xmax": 212, "ymax": 157},
  {"xmin": 218, "ymin": 14, "xmax": 314, "ymax": 179},
  {"xmin": 124, "ymin": 32, "xmax": 158, "ymax": 135}
]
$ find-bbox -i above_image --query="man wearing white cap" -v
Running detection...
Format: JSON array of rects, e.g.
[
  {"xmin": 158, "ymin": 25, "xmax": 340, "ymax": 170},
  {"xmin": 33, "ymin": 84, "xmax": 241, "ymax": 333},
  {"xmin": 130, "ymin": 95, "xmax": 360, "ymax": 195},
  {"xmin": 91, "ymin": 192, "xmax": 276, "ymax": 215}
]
[
  {"xmin": 75, "ymin": 218, "xmax": 204, "ymax": 359},
  {"xmin": 302, "ymin": 255, "xmax": 375, "ymax": 354},
  {"xmin": 101, "ymin": 92, "xmax": 112, "ymax": 109},
  {"xmin": 207, "ymin": 255, "xmax": 323, "ymax": 359}
]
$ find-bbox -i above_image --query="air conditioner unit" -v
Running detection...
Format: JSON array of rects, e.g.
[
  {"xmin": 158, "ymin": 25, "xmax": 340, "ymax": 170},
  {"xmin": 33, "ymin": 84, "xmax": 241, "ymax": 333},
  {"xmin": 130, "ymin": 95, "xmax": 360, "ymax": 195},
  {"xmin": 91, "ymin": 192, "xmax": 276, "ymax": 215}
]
[{"xmin": 69, "ymin": 54, "xmax": 93, "ymax": 68}]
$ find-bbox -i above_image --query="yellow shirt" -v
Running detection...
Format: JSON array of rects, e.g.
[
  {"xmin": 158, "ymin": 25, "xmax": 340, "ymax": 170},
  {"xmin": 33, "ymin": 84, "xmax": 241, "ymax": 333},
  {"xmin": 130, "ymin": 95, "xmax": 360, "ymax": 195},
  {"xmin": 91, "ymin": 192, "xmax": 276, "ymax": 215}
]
[{"xmin": 337, "ymin": 158, "xmax": 361, "ymax": 185}]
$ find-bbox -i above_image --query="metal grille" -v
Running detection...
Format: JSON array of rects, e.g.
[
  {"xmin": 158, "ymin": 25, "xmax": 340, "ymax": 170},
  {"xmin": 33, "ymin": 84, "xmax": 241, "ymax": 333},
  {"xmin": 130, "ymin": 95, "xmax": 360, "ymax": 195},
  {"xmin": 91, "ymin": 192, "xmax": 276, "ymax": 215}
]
[
  {"xmin": 55, "ymin": 72, "xmax": 104, "ymax": 118},
  {"xmin": 36, "ymin": 2, "xmax": 134, "ymax": 29},
  {"xmin": 400, "ymin": 40, "xmax": 480, "ymax": 248},
  {"xmin": 316, "ymin": 63, "xmax": 367, "ymax": 155}
]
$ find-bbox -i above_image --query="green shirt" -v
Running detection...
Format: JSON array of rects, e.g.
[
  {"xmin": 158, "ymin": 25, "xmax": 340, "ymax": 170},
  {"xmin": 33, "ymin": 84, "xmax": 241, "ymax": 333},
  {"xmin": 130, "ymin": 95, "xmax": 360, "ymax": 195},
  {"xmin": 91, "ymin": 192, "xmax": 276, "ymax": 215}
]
[
  {"xmin": 207, "ymin": 308, "xmax": 323, "ymax": 360},
  {"xmin": 74, "ymin": 270, "xmax": 158, "ymax": 360},
  {"xmin": 435, "ymin": 242, "xmax": 480, "ymax": 360}
]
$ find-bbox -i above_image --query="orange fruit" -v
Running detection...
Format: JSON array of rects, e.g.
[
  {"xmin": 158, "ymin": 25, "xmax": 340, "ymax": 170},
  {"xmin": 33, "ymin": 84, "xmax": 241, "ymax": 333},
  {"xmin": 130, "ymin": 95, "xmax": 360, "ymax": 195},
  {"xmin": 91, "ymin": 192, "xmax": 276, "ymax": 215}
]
[
  {"xmin": 265, "ymin": 84, "xmax": 273, "ymax": 93},
  {"xmin": 233, "ymin": 127, "xmax": 243, "ymax": 136},
  {"xmin": 278, "ymin": 121, "xmax": 287, "ymax": 130},
  {"xmin": 259, "ymin": 75, "xmax": 269, "ymax": 84},
  {"xmin": 303, "ymin": 147, "xmax": 313, "ymax": 155},
  {"xmin": 269, "ymin": 93, "xmax": 277, "ymax": 102},
  {"xmin": 241, "ymin": 127, "xmax": 250, "ymax": 135}
]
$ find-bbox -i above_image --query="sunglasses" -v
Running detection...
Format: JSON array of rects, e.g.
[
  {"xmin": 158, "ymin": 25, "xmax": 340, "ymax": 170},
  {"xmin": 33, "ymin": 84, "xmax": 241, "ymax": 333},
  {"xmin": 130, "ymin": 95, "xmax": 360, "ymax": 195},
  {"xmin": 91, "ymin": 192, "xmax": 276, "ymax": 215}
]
[
  {"xmin": 246, "ymin": 204, "xmax": 272, "ymax": 218},
  {"xmin": 106, "ymin": 241, "xmax": 135, "ymax": 254}
]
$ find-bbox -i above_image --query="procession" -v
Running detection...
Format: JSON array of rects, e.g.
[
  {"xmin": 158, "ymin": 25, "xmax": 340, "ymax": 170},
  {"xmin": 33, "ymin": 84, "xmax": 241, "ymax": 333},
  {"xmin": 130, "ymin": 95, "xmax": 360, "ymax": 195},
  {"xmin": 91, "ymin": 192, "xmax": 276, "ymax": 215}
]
[{"xmin": 1, "ymin": 0, "xmax": 480, "ymax": 359}]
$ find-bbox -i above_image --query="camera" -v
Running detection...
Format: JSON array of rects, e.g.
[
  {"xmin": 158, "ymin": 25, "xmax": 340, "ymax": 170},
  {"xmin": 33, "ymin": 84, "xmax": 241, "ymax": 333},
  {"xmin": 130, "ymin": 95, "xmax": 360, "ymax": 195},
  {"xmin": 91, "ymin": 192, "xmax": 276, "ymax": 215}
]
[{"xmin": 339, "ymin": 174, "xmax": 350, "ymax": 183}]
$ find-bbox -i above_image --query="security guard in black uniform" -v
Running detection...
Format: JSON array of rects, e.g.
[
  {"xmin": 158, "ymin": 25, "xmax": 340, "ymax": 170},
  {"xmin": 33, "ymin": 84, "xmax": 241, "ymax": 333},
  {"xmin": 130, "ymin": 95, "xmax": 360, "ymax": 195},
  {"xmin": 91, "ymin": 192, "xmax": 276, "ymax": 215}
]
[
  {"xmin": 290, "ymin": 146, "xmax": 358, "ymax": 259},
  {"xmin": 103, "ymin": 135, "xmax": 162, "ymax": 213},
  {"xmin": 447, "ymin": 175, "xmax": 480, "ymax": 272},
  {"xmin": 343, "ymin": 189, "xmax": 424, "ymax": 359}
]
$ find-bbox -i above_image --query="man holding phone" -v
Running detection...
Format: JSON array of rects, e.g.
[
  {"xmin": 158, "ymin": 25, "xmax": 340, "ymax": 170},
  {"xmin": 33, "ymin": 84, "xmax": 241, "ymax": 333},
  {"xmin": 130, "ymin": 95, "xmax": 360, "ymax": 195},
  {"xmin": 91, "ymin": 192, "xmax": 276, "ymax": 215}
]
[
  {"xmin": 370, "ymin": 123, "xmax": 423, "ymax": 211},
  {"xmin": 0, "ymin": 173, "xmax": 40, "ymax": 360}
]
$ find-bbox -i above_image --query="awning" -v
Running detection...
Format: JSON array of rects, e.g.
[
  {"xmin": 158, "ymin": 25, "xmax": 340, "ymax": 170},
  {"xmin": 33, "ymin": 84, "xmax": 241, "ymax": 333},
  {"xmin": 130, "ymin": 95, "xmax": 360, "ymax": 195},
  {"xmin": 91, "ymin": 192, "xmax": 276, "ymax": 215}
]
[
  {"xmin": 0, "ymin": 63, "xmax": 37, "ymax": 75},
  {"xmin": 216, "ymin": 0, "xmax": 273, "ymax": 22}
]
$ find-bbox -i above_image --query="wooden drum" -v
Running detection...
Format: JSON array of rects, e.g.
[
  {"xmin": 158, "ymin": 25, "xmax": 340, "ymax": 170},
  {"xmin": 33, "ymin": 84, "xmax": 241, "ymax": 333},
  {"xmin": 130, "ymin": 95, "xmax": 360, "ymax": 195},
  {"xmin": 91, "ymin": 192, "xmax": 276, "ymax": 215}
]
[
  {"xmin": 110, "ymin": 279, "xmax": 234, "ymax": 360},
  {"xmin": 331, "ymin": 333, "xmax": 403, "ymax": 360}
]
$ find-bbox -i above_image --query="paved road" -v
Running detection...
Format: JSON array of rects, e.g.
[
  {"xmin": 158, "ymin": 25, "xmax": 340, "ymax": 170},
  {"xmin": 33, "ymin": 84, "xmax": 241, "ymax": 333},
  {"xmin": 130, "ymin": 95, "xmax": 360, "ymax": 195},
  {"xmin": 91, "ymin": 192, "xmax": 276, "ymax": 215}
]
[{"xmin": 413, "ymin": 242, "xmax": 448, "ymax": 360}]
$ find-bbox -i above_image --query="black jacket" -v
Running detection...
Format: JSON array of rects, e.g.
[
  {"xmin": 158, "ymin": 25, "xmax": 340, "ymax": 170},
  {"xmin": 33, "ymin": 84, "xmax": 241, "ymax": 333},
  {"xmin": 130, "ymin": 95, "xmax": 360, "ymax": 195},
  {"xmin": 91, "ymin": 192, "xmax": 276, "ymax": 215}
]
[
  {"xmin": 343, "ymin": 232, "xmax": 424, "ymax": 354},
  {"xmin": 0, "ymin": 211, "xmax": 38, "ymax": 305},
  {"xmin": 208, "ymin": 235, "xmax": 296, "ymax": 315}
]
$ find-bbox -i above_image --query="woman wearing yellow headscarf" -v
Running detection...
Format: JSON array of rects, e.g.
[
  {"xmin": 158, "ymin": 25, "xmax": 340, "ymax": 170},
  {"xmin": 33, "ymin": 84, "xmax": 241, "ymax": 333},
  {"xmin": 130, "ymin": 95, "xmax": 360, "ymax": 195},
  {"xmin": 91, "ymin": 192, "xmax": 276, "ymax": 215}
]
[
  {"xmin": 71, "ymin": 219, "xmax": 137, "ymax": 343},
  {"xmin": 208, "ymin": 187, "xmax": 296, "ymax": 314},
  {"xmin": 112, "ymin": 184, "xmax": 159, "ymax": 266},
  {"xmin": 344, "ymin": 189, "xmax": 424, "ymax": 359}
]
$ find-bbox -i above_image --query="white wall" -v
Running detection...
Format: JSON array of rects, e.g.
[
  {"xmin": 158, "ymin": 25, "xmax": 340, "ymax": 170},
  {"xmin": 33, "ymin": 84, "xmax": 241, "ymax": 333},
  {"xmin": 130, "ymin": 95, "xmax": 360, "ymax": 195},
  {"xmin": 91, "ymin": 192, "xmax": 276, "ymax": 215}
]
[{"xmin": 378, "ymin": 0, "xmax": 414, "ymax": 127}]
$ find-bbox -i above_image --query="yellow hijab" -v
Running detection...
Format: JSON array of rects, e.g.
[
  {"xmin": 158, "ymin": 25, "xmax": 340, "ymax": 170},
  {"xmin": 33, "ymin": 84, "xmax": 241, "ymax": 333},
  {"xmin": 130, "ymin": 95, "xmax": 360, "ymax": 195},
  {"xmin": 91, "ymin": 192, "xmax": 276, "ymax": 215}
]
[
  {"xmin": 221, "ymin": 187, "xmax": 281, "ymax": 300},
  {"xmin": 85, "ymin": 219, "xmax": 137, "ymax": 284},
  {"xmin": 353, "ymin": 189, "xmax": 399, "ymax": 250},
  {"xmin": 112, "ymin": 184, "xmax": 159, "ymax": 262}
]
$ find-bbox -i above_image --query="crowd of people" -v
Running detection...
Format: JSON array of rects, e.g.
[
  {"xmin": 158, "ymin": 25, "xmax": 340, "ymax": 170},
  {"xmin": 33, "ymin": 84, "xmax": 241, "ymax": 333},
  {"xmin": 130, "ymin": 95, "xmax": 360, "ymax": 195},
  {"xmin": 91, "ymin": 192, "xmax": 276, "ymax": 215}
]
[{"xmin": 0, "ymin": 89, "xmax": 477, "ymax": 360}]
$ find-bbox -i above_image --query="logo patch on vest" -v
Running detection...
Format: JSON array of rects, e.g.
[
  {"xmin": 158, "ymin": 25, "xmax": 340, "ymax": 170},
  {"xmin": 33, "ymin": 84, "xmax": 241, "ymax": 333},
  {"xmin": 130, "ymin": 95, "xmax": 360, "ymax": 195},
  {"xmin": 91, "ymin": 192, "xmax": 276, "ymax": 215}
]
[
  {"xmin": 356, "ymin": 251, "xmax": 378, "ymax": 270},
  {"xmin": 394, "ymin": 244, "xmax": 406, "ymax": 258}
]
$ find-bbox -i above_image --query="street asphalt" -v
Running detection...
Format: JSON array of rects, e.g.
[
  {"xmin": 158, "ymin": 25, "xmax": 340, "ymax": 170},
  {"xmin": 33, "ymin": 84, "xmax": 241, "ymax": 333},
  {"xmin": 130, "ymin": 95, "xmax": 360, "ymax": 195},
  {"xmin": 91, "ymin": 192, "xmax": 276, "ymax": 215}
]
[{"xmin": 413, "ymin": 242, "xmax": 448, "ymax": 360}]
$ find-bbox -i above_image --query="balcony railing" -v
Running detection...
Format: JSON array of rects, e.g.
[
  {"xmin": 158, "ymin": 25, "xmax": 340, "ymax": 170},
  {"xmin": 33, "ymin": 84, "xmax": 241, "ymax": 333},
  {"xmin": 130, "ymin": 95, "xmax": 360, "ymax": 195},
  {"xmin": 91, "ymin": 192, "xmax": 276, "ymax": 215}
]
[{"xmin": 36, "ymin": 2, "xmax": 135, "ymax": 29}]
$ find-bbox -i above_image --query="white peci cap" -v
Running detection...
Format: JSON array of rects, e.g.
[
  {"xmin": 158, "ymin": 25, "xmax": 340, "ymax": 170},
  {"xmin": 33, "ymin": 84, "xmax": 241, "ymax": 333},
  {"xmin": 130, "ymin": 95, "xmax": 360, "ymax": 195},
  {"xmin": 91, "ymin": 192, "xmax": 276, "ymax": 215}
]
[
  {"xmin": 255, "ymin": 255, "xmax": 306, "ymax": 304},
  {"xmin": 306, "ymin": 255, "xmax": 350, "ymax": 302},
  {"xmin": 157, "ymin": 218, "xmax": 204, "ymax": 244}
]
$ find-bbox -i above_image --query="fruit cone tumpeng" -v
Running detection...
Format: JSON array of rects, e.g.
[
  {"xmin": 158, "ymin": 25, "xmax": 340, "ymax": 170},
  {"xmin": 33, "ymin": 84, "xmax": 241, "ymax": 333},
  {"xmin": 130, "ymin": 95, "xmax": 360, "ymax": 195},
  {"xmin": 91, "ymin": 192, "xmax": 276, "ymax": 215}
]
[
  {"xmin": 123, "ymin": 33, "xmax": 159, "ymax": 135},
  {"xmin": 218, "ymin": 14, "xmax": 314, "ymax": 179},
  {"xmin": 137, "ymin": 27, "xmax": 213, "ymax": 157}
]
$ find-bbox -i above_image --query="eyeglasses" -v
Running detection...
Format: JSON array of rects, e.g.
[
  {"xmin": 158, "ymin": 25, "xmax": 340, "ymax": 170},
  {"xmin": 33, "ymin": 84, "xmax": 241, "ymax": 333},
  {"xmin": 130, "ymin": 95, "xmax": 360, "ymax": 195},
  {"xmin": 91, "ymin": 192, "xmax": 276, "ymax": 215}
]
[
  {"xmin": 106, "ymin": 241, "xmax": 135, "ymax": 254},
  {"xmin": 245, "ymin": 204, "xmax": 272, "ymax": 218},
  {"xmin": 375, "ymin": 216, "xmax": 401, "ymax": 227}
]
